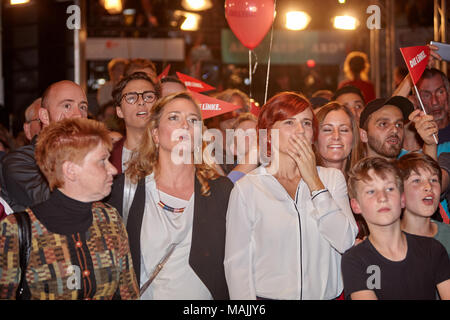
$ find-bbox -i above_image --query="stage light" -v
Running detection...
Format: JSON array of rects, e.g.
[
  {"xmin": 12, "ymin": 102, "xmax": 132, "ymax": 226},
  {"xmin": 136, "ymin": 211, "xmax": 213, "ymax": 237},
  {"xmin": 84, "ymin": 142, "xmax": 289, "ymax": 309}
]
[
  {"xmin": 181, "ymin": 13, "xmax": 201, "ymax": 31},
  {"xmin": 101, "ymin": 0, "xmax": 123, "ymax": 15},
  {"xmin": 285, "ymin": 11, "xmax": 311, "ymax": 31},
  {"xmin": 10, "ymin": 0, "xmax": 30, "ymax": 4},
  {"xmin": 333, "ymin": 15, "xmax": 357, "ymax": 30},
  {"xmin": 181, "ymin": 0, "xmax": 212, "ymax": 11}
]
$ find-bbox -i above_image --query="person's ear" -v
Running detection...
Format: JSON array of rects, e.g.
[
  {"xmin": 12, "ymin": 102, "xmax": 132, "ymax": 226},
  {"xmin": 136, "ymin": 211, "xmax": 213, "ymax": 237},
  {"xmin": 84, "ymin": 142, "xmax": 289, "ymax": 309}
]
[
  {"xmin": 23, "ymin": 123, "xmax": 32, "ymax": 141},
  {"xmin": 400, "ymin": 192, "xmax": 406, "ymax": 209},
  {"xmin": 360, "ymin": 128, "xmax": 368, "ymax": 143},
  {"xmin": 350, "ymin": 198, "xmax": 363, "ymax": 214},
  {"xmin": 62, "ymin": 161, "xmax": 79, "ymax": 183},
  {"xmin": 39, "ymin": 108, "xmax": 50, "ymax": 127},
  {"xmin": 116, "ymin": 106, "xmax": 124, "ymax": 119}
]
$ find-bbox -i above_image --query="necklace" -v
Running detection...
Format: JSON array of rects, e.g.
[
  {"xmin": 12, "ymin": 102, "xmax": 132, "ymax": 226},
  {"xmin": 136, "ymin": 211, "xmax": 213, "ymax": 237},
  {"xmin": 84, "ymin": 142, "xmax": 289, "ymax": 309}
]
[{"xmin": 156, "ymin": 187, "xmax": 186, "ymax": 214}]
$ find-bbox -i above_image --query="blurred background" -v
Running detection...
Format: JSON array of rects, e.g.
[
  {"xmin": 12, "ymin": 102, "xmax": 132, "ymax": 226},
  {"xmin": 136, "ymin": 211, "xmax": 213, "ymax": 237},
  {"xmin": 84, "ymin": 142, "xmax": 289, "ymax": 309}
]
[{"xmin": 0, "ymin": 0, "xmax": 444, "ymax": 136}]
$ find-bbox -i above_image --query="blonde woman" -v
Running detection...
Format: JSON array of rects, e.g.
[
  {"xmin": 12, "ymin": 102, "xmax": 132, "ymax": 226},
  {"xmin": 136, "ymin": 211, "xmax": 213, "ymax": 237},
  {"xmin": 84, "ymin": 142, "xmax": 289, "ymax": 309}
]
[{"xmin": 108, "ymin": 92, "xmax": 233, "ymax": 300}]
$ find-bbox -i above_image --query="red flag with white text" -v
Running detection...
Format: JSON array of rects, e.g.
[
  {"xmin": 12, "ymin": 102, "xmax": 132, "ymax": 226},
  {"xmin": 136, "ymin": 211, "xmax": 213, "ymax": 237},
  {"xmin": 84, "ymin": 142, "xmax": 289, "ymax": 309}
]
[
  {"xmin": 189, "ymin": 91, "xmax": 242, "ymax": 120},
  {"xmin": 400, "ymin": 46, "xmax": 430, "ymax": 84},
  {"xmin": 176, "ymin": 72, "xmax": 216, "ymax": 93}
]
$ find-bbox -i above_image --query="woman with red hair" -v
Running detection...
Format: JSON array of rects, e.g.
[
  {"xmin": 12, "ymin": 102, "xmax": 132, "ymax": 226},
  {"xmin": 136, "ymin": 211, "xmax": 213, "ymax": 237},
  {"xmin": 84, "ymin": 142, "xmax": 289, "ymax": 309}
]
[{"xmin": 224, "ymin": 92, "xmax": 358, "ymax": 300}]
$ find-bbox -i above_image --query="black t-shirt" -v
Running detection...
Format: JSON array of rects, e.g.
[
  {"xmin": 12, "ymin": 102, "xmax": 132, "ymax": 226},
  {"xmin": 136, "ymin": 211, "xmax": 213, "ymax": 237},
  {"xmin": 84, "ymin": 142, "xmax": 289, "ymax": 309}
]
[{"xmin": 342, "ymin": 232, "xmax": 450, "ymax": 300}]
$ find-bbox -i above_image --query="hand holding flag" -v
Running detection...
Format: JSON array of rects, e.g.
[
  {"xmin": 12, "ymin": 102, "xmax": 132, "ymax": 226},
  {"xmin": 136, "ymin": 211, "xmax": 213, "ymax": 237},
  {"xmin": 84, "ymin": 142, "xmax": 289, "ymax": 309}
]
[{"xmin": 400, "ymin": 45, "xmax": 438, "ymax": 144}]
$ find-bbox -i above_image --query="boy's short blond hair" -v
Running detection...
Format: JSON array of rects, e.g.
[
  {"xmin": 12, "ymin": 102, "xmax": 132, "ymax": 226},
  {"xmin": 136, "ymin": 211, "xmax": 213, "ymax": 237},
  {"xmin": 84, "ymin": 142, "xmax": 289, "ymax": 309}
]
[{"xmin": 347, "ymin": 157, "xmax": 404, "ymax": 199}]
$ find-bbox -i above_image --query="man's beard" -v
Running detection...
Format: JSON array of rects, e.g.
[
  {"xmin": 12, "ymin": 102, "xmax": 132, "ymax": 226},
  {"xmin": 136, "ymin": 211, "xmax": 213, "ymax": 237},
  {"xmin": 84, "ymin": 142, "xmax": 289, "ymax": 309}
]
[{"xmin": 367, "ymin": 133, "xmax": 402, "ymax": 159}]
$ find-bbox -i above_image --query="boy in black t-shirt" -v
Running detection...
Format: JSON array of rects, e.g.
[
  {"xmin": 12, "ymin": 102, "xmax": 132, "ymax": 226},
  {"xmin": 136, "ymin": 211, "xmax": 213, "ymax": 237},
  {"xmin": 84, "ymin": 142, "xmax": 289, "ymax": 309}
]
[{"xmin": 342, "ymin": 157, "xmax": 450, "ymax": 300}]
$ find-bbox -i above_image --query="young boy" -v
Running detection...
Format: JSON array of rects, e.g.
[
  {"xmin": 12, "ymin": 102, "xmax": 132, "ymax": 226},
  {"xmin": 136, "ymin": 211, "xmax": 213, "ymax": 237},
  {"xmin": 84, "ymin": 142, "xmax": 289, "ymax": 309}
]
[
  {"xmin": 342, "ymin": 157, "xmax": 450, "ymax": 300},
  {"xmin": 398, "ymin": 152, "xmax": 450, "ymax": 256}
]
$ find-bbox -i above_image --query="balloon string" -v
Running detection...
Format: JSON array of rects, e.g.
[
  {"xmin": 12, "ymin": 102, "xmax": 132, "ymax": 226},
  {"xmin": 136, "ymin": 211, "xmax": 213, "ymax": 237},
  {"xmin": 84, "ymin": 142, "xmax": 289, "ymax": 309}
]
[
  {"xmin": 249, "ymin": 50, "xmax": 252, "ymax": 100},
  {"xmin": 264, "ymin": 0, "xmax": 276, "ymax": 105}
]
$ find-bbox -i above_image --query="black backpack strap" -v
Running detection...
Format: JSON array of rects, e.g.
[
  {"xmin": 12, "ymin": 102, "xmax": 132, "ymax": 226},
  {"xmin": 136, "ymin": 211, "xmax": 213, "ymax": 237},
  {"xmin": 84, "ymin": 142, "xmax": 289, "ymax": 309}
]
[{"xmin": 14, "ymin": 211, "xmax": 32, "ymax": 300}]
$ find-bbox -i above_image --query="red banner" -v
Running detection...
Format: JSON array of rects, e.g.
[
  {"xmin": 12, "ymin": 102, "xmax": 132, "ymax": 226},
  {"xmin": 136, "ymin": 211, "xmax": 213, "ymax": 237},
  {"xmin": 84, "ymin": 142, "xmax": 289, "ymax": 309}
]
[
  {"xmin": 157, "ymin": 64, "xmax": 171, "ymax": 80},
  {"xmin": 400, "ymin": 46, "xmax": 430, "ymax": 84},
  {"xmin": 189, "ymin": 91, "xmax": 242, "ymax": 120},
  {"xmin": 176, "ymin": 72, "xmax": 216, "ymax": 93}
]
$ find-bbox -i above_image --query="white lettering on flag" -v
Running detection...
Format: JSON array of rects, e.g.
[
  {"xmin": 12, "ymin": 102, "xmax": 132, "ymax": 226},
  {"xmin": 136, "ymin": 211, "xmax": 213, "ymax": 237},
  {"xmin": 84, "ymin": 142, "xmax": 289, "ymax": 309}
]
[
  {"xmin": 185, "ymin": 81, "xmax": 204, "ymax": 88},
  {"xmin": 409, "ymin": 50, "xmax": 426, "ymax": 68},
  {"xmin": 200, "ymin": 103, "xmax": 220, "ymax": 111}
]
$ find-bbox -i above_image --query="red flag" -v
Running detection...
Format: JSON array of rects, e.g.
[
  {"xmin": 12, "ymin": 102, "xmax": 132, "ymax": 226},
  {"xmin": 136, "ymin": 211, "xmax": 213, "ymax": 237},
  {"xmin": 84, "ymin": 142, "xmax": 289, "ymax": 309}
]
[
  {"xmin": 189, "ymin": 91, "xmax": 242, "ymax": 120},
  {"xmin": 250, "ymin": 100, "xmax": 261, "ymax": 117},
  {"xmin": 400, "ymin": 46, "xmax": 430, "ymax": 84},
  {"xmin": 176, "ymin": 72, "xmax": 216, "ymax": 93},
  {"xmin": 157, "ymin": 64, "xmax": 171, "ymax": 80}
]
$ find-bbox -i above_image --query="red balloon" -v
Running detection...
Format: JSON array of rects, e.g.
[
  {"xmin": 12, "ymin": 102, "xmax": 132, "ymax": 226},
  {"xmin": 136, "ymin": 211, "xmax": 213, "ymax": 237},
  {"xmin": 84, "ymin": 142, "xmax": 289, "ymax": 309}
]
[{"xmin": 225, "ymin": 0, "xmax": 275, "ymax": 50}]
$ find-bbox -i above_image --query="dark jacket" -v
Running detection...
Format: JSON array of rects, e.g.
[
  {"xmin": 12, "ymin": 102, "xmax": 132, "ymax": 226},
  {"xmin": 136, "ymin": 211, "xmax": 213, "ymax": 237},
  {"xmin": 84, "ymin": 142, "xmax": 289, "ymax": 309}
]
[
  {"xmin": 107, "ymin": 173, "xmax": 233, "ymax": 300},
  {"xmin": 110, "ymin": 137, "xmax": 126, "ymax": 175},
  {"xmin": 0, "ymin": 137, "xmax": 50, "ymax": 212}
]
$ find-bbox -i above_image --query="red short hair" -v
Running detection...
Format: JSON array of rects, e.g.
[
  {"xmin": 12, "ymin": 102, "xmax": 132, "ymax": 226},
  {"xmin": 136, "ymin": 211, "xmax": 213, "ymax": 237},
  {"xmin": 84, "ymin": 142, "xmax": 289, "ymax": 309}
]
[
  {"xmin": 35, "ymin": 118, "xmax": 112, "ymax": 190},
  {"xmin": 257, "ymin": 92, "xmax": 318, "ymax": 153}
]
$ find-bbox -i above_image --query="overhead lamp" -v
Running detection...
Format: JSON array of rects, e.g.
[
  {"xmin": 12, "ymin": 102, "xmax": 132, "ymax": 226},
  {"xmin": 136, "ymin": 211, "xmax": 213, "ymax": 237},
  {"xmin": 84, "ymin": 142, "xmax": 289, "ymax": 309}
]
[
  {"xmin": 181, "ymin": 13, "xmax": 201, "ymax": 31},
  {"xmin": 333, "ymin": 15, "xmax": 358, "ymax": 30},
  {"xmin": 181, "ymin": 0, "xmax": 212, "ymax": 11},
  {"xmin": 338, "ymin": 0, "xmax": 346, "ymax": 3},
  {"xmin": 10, "ymin": 0, "xmax": 30, "ymax": 4},
  {"xmin": 101, "ymin": 0, "xmax": 123, "ymax": 15},
  {"xmin": 285, "ymin": 11, "xmax": 311, "ymax": 31}
]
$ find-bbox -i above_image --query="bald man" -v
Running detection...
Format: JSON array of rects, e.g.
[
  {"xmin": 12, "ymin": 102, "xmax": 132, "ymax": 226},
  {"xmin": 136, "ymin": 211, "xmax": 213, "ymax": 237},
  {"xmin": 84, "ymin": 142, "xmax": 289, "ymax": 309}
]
[{"xmin": 0, "ymin": 81, "xmax": 88, "ymax": 211}]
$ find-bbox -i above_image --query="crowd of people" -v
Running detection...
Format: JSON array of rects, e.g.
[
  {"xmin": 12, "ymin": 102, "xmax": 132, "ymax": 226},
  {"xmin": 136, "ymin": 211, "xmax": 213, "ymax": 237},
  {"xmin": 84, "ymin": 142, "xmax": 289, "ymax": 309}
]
[{"xmin": 0, "ymin": 51, "xmax": 450, "ymax": 300}]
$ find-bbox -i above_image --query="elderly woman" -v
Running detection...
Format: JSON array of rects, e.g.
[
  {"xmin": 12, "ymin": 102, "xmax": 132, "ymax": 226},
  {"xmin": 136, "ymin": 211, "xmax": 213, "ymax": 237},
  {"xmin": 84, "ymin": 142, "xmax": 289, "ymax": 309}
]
[
  {"xmin": 224, "ymin": 92, "xmax": 358, "ymax": 300},
  {"xmin": 108, "ymin": 92, "xmax": 233, "ymax": 300},
  {"xmin": 315, "ymin": 102, "xmax": 362, "ymax": 179},
  {"xmin": 0, "ymin": 118, "xmax": 139, "ymax": 300}
]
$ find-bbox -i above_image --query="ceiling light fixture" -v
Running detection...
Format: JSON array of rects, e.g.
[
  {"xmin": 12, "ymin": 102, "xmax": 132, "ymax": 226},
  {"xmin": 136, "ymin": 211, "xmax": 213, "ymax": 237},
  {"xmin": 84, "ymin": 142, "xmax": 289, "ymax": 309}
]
[{"xmin": 285, "ymin": 11, "xmax": 311, "ymax": 30}]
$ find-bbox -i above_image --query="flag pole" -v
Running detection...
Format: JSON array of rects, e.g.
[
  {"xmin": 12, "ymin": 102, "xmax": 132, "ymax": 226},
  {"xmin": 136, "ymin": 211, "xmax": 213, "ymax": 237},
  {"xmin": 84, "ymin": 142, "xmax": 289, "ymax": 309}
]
[{"xmin": 413, "ymin": 84, "xmax": 439, "ymax": 145}]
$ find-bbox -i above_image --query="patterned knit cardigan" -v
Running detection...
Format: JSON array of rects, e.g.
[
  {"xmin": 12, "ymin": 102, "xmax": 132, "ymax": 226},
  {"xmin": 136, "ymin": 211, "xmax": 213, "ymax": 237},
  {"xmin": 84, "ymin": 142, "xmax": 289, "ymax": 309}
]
[{"xmin": 0, "ymin": 202, "xmax": 139, "ymax": 300}]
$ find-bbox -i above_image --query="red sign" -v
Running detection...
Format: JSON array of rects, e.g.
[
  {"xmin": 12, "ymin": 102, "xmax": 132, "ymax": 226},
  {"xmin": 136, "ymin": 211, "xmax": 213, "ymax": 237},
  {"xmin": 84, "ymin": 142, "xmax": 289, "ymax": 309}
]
[
  {"xmin": 189, "ymin": 91, "xmax": 242, "ymax": 120},
  {"xmin": 400, "ymin": 46, "xmax": 430, "ymax": 84},
  {"xmin": 176, "ymin": 72, "xmax": 216, "ymax": 93},
  {"xmin": 158, "ymin": 64, "xmax": 171, "ymax": 80}
]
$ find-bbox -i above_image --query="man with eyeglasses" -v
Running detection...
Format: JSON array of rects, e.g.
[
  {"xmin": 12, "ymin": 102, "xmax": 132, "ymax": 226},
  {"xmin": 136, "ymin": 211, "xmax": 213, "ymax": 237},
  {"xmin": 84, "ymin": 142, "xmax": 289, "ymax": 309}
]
[
  {"xmin": 417, "ymin": 68, "xmax": 450, "ymax": 144},
  {"xmin": 0, "ymin": 80, "xmax": 89, "ymax": 211},
  {"xmin": 110, "ymin": 72, "xmax": 160, "ymax": 174}
]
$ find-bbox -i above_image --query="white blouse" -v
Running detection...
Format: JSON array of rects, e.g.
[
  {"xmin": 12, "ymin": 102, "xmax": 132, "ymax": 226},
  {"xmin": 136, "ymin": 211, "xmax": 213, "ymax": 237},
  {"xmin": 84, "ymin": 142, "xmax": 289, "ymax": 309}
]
[
  {"xmin": 139, "ymin": 174, "xmax": 213, "ymax": 300},
  {"xmin": 224, "ymin": 165, "xmax": 358, "ymax": 300}
]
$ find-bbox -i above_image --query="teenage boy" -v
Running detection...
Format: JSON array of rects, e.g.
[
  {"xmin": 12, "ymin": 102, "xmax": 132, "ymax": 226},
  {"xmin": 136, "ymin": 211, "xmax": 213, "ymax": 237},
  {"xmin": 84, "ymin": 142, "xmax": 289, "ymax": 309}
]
[
  {"xmin": 343, "ymin": 157, "xmax": 450, "ymax": 300},
  {"xmin": 397, "ymin": 152, "xmax": 450, "ymax": 256}
]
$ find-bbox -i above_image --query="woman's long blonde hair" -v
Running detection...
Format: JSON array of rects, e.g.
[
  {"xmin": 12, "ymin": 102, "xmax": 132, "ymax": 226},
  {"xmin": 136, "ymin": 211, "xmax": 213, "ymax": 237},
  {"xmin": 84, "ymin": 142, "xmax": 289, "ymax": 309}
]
[{"xmin": 125, "ymin": 92, "xmax": 219, "ymax": 196}]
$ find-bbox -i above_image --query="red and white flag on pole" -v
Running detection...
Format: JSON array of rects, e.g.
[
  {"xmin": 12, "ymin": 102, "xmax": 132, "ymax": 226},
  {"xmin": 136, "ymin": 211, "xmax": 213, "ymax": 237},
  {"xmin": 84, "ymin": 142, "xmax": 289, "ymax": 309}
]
[
  {"xmin": 400, "ymin": 46, "xmax": 430, "ymax": 84},
  {"xmin": 400, "ymin": 45, "xmax": 438, "ymax": 144},
  {"xmin": 157, "ymin": 64, "xmax": 171, "ymax": 80},
  {"xmin": 176, "ymin": 72, "xmax": 216, "ymax": 93},
  {"xmin": 189, "ymin": 91, "xmax": 242, "ymax": 120}
]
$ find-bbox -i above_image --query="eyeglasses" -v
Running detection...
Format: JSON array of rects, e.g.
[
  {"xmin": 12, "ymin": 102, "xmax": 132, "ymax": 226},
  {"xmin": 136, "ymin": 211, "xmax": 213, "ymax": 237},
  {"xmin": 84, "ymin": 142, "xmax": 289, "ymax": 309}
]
[{"xmin": 121, "ymin": 91, "xmax": 158, "ymax": 105}]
